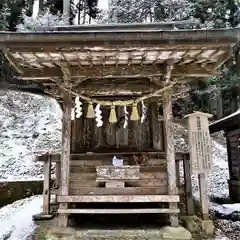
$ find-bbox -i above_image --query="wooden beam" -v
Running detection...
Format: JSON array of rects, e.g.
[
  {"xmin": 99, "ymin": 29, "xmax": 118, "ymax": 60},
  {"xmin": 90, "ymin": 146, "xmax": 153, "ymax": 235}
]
[
  {"xmin": 19, "ymin": 63, "xmax": 216, "ymax": 80},
  {"xmin": 58, "ymin": 89, "xmax": 72, "ymax": 227},
  {"xmin": 4, "ymin": 50, "xmax": 24, "ymax": 74},
  {"xmin": 58, "ymin": 208, "xmax": 180, "ymax": 214},
  {"xmin": 58, "ymin": 195, "xmax": 180, "ymax": 203},
  {"xmin": 75, "ymin": 81, "xmax": 160, "ymax": 94},
  {"xmin": 163, "ymin": 87, "xmax": 179, "ymax": 227},
  {"xmin": 0, "ymin": 28, "xmax": 237, "ymax": 49},
  {"xmin": 37, "ymin": 151, "xmax": 189, "ymax": 162}
]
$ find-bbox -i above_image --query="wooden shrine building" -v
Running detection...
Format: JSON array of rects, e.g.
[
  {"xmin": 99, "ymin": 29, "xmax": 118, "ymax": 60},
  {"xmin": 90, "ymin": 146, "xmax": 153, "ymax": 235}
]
[
  {"xmin": 209, "ymin": 109, "xmax": 240, "ymax": 202},
  {"xmin": 0, "ymin": 22, "xmax": 240, "ymax": 228}
]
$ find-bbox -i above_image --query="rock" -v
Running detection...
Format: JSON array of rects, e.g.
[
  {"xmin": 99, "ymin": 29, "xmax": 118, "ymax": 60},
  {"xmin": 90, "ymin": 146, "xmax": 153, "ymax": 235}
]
[
  {"xmin": 32, "ymin": 132, "xmax": 40, "ymax": 139},
  {"xmin": 181, "ymin": 215, "xmax": 202, "ymax": 233},
  {"xmin": 227, "ymin": 211, "xmax": 240, "ymax": 222},
  {"xmin": 161, "ymin": 226, "xmax": 192, "ymax": 240}
]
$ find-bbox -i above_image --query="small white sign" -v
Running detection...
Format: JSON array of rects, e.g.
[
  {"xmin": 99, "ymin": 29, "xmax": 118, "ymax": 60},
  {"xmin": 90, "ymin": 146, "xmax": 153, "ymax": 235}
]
[{"xmin": 112, "ymin": 156, "xmax": 123, "ymax": 167}]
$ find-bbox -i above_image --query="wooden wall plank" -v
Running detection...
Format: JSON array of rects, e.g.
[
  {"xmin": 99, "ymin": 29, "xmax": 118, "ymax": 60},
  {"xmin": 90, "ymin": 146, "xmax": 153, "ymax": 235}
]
[
  {"xmin": 150, "ymin": 103, "xmax": 163, "ymax": 151},
  {"xmin": 71, "ymin": 104, "xmax": 158, "ymax": 153}
]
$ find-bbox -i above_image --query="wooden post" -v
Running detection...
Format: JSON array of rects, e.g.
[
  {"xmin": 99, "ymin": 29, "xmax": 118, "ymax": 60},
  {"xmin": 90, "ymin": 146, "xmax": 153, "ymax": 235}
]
[
  {"xmin": 175, "ymin": 160, "xmax": 180, "ymax": 187},
  {"xmin": 198, "ymin": 173, "xmax": 209, "ymax": 220},
  {"xmin": 183, "ymin": 156, "xmax": 194, "ymax": 215},
  {"xmin": 55, "ymin": 161, "xmax": 61, "ymax": 204},
  {"xmin": 163, "ymin": 88, "xmax": 179, "ymax": 227},
  {"xmin": 185, "ymin": 111, "xmax": 213, "ymax": 220},
  {"xmin": 43, "ymin": 154, "xmax": 51, "ymax": 215},
  {"xmin": 58, "ymin": 90, "xmax": 72, "ymax": 227}
]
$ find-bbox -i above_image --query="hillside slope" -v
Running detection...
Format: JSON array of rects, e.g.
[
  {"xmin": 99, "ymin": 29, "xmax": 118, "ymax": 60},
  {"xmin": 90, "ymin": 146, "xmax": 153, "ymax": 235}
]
[{"xmin": 0, "ymin": 91, "xmax": 62, "ymax": 180}]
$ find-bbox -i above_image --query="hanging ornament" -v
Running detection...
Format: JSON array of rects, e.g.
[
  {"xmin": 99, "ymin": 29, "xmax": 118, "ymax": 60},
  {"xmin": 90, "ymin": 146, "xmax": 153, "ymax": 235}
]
[
  {"xmin": 86, "ymin": 102, "xmax": 95, "ymax": 118},
  {"xmin": 75, "ymin": 96, "xmax": 83, "ymax": 118},
  {"xmin": 130, "ymin": 102, "xmax": 140, "ymax": 121},
  {"xmin": 141, "ymin": 101, "xmax": 147, "ymax": 123},
  {"xmin": 123, "ymin": 105, "xmax": 129, "ymax": 128},
  {"xmin": 71, "ymin": 108, "xmax": 75, "ymax": 120},
  {"xmin": 109, "ymin": 105, "xmax": 117, "ymax": 123},
  {"xmin": 95, "ymin": 104, "xmax": 103, "ymax": 127}
]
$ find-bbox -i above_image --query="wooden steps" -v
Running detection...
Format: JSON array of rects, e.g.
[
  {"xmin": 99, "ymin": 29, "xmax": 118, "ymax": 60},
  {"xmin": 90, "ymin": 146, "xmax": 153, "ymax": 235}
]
[
  {"xmin": 58, "ymin": 208, "xmax": 180, "ymax": 214},
  {"xmin": 58, "ymin": 195, "xmax": 180, "ymax": 203},
  {"xmin": 52, "ymin": 187, "xmax": 184, "ymax": 195},
  {"xmin": 68, "ymin": 187, "xmax": 168, "ymax": 195}
]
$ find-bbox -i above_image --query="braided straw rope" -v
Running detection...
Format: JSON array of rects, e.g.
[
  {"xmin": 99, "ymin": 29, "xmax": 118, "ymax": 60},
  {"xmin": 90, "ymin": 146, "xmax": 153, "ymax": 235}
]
[{"xmin": 59, "ymin": 83, "xmax": 175, "ymax": 106}]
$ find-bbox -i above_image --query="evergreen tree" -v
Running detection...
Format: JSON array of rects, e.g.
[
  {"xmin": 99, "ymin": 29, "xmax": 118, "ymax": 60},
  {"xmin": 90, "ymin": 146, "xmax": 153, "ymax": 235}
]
[
  {"xmin": 108, "ymin": 0, "xmax": 195, "ymax": 23},
  {"xmin": 0, "ymin": 3, "xmax": 10, "ymax": 31},
  {"xmin": 45, "ymin": 0, "xmax": 99, "ymax": 24},
  {"xmin": 0, "ymin": 0, "xmax": 26, "ymax": 31}
]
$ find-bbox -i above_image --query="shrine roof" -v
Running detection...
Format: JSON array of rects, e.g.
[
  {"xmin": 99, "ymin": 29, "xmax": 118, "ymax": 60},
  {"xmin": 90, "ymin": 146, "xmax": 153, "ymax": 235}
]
[{"xmin": 0, "ymin": 22, "xmax": 240, "ymax": 101}]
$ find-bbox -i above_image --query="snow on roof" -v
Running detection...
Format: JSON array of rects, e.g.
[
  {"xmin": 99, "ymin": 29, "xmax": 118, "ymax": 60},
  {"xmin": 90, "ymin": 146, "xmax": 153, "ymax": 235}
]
[{"xmin": 209, "ymin": 108, "xmax": 240, "ymax": 127}]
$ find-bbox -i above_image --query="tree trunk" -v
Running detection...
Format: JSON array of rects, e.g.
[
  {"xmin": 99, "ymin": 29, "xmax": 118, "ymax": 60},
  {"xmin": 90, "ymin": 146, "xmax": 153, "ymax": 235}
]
[
  {"xmin": 39, "ymin": 0, "xmax": 44, "ymax": 14},
  {"xmin": 63, "ymin": 0, "xmax": 71, "ymax": 23}
]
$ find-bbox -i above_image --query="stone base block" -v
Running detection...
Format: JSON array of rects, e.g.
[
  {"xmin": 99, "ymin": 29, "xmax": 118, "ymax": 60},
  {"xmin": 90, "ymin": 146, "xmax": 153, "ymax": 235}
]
[
  {"xmin": 32, "ymin": 213, "xmax": 55, "ymax": 221},
  {"xmin": 161, "ymin": 226, "xmax": 192, "ymax": 240},
  {"xmin": 201, "ymin": 220, "xmax": 214, "ymax": 235},
  {"xmin": 181, "ymin": 215, "xmax": 214, "ymax": 236},
  {"xmin": 181, "ymin": 215, "xmax": 202, "ymax": 233}
]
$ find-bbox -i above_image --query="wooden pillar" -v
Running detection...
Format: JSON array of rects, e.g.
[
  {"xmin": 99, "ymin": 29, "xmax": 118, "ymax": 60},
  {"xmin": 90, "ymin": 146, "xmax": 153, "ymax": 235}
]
[
  {"xmin": 163, "ymin": 88, "xmax": 179, "ymax": 227},
  {"xmin": 43, "ymin": 154, "xmax": 51, "ymax": 215},
  {"xmin": 58, "ymin": 90, "xmax": 72, "ymax": 227},
  {"xmin": 183, "ymin": 156, "xmax": 194, "ymax": 215}
]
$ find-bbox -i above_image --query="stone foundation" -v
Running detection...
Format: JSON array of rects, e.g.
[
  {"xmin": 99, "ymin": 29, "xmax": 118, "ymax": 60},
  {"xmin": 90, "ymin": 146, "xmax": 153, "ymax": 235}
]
[{"xmin": 46, "ymin": 226, "xmax": 192, "ymax": 240}]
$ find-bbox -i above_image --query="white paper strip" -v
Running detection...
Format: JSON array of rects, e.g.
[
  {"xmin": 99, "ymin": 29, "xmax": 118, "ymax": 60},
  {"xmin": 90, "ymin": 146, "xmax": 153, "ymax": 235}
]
[{"xmin": 95, "ymin": 104, "xmax": 103, "ymax": 127}]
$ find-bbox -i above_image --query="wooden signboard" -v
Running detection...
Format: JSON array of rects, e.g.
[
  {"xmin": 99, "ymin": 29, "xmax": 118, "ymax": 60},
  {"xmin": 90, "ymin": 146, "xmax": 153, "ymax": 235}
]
[{"xmin": 185, "ymin": 111, "xmax": 213, "ymax": 174}]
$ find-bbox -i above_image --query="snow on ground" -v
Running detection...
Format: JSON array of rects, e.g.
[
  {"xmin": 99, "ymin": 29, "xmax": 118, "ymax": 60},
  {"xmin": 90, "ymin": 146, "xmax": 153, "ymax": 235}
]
[
  {"xmin": 214, "ymin": 204, "xmax": 240, "ymax": 216},
  {"xmin": 191, "ymin": 140, "xmax": 229, "ymax": 199},
  {"xmin": 0, "ymin": 196, "xmax": 42, "ymax": 240},
  {"xmin": 0, "ymin": 91, "xmax": 62, "ymax": 180}
]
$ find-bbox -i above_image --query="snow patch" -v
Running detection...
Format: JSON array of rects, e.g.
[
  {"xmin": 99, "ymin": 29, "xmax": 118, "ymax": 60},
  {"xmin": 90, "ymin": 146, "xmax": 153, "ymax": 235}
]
[
  {"xmin": 0, "ymin": 196, "xmax": 42, "ymax": 240},
  {"xmin": 214, "ymin": 204, "xmax": 240, "ymax": 216}
]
